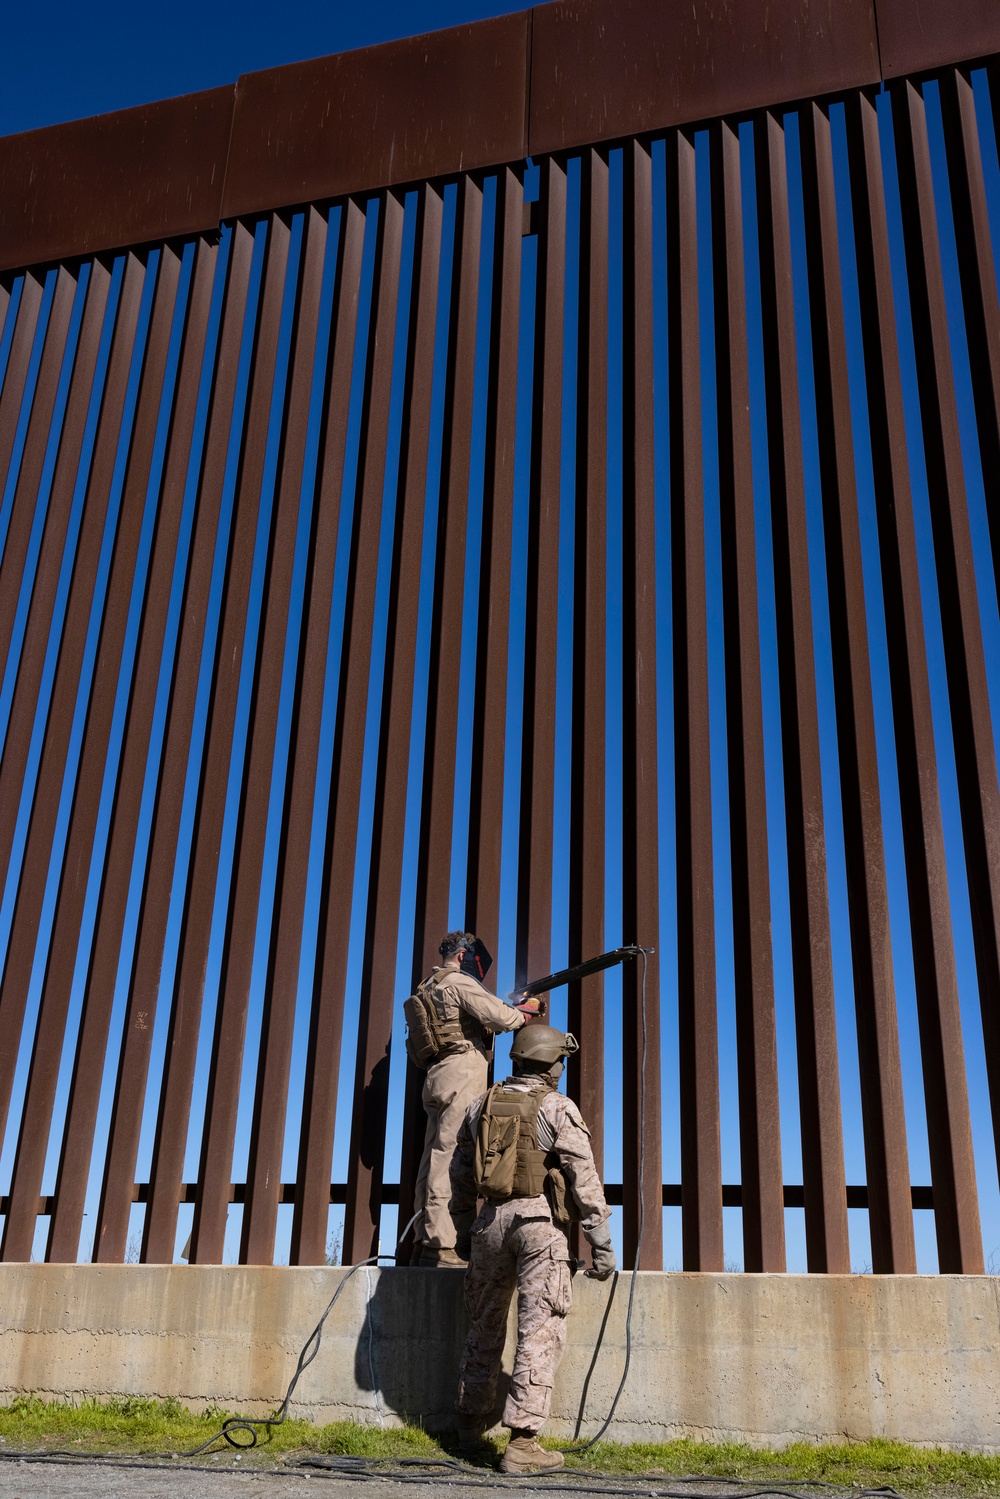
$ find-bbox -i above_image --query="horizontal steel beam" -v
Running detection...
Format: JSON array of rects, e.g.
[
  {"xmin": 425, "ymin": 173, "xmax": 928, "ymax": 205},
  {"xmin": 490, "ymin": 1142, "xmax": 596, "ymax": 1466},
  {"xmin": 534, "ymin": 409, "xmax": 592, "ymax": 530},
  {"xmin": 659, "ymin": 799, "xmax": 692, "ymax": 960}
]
[
  {"xmin": 2, "ymin": 0, "xmax": 998, "ymax": 273},
  {"xmin": 0, "ymin": 1184, "xmax": 937, "ymax": 1215}
]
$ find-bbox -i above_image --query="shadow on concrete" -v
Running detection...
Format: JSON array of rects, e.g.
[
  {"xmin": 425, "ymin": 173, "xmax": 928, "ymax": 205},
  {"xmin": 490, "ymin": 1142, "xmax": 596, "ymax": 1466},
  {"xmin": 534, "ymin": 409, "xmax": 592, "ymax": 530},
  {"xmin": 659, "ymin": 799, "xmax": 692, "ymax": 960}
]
[{"xmin": 354, "ymin": 1265, "xmax": 496, "ymax": 1432}]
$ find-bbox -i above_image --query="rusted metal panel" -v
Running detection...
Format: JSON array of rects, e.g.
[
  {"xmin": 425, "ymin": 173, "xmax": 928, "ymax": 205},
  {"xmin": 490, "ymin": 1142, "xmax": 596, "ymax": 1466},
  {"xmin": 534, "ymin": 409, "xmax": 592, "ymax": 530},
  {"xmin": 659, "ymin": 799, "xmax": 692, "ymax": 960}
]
[
  {"xmin": 312, "ymin": 191, "xmax": 405, "ymax": 1268},
  {"xmin": 0, "ymin": 89, "xmax": 234, "ymax": 275},
  {"xmin": 143, "ymin": 216, "xmax": 291, "ymax": 1266},
  {"xmin": 222, "ymin": 15, "xmax": 529, "ymax": 221},
  {"xmin": 48, "ymin": 237, "xmax": 219, "ymax": 1265},
  {"xmin": 95, "ymin": 226, "xmax": 256, "ymax": 1264},
  {"xmin": 529, "ymin": 0, "xmax": 880, "ymax": 160},
  {"xmin": 668, "ymin": 128, "xmax": 723, "ymax": 1273},
  {"xmin": 754, "ymin": 110, "xmax": 849, "ymax": 1274},
  {"xmin": 892, "ymin": 78, "xmax": 1000, "ymax": 1248},
  {"xmin": 566, "ymin": 148, "xmax": 609, "ymax": 1180},
  {"xmin": 798, "ymin": 100, "xmax": 915, "ymax": 1273},
  {"xmin": 0, "ymin": 264, "xmax": 111, "ymax": 929},
  {"xmin": 192, "ymin": 210, "xmax": 325, "ymax": 1266},
  {"xmin": 0, "ymin": 274, "xmax": 44, "ymax": 495},
  {"xmin": 466, "ymin": 167, "xmax": 523, "ymax": 959},
  {"xmin": 1, "ymin": 249, "xmax": 176, "ymax": 1265},
  {"xmin": 243, "ymin": 201, "xmax": 364, "ymax": 1268},
  {"xmin": 621, "ymin": 139, "xmax": 663, "ymax": 1272},
  {"xmin": 0, "ymin": 261, "xmax": 138, "ymax": 1165},
  {"xmin": 517, "ymin": 156, "xmax": 566, "ymax": 989},
  {"xmin": 877, "ymin": 0, "xmax": 1000, "ymax": 79},
  {"xmin": 710, "ymin": 119, "xmax": 785, "ymax": 1274},
  {"xmin": 341, "ymin": 186, "xmax": 443, "ymax": 1265},
  {"xmin": 844, "ymin": 88, "xmax": 983, "ymax": 1272},
  {"xmin": 938, "ymin": 70, "xmax": 1000, "ymax": 623},
  {"xmin": 0, "ymin": 268, "xmax": 77, "ymax": 685}
]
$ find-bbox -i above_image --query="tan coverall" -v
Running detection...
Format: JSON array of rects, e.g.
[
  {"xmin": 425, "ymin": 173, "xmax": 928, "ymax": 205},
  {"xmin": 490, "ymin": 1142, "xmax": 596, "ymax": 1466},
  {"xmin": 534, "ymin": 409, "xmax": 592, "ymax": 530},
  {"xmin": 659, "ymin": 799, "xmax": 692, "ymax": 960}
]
[
  {"xmin": 412, "ymin": 962, "xmax": 525, "ymax": 1251},
  {"xmin": 451, "ymin": 1076, "xmax": 610, "ymax": 1434}
]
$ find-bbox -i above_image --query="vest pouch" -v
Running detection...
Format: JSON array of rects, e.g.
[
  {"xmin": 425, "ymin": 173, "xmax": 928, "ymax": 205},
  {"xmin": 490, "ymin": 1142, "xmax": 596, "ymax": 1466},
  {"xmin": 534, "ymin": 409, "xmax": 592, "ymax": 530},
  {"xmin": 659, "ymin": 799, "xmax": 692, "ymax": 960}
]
[
  {"xmin": 543, "ymin": 1165, "xmax": 577, "ymax": 1228},
  {"xmin": 403, "ymin": 993, "xmax": 441, "ymax": 1069},
  {"xmin": 474, "ymin": 1101, "xmax": 521, "ymax": 1198}
]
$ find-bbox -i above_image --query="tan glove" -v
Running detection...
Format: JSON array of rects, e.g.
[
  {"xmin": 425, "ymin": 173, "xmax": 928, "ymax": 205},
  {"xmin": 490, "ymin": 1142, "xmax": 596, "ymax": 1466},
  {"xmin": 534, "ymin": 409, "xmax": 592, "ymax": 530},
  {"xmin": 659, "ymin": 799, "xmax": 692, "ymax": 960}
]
[
  {"xmin": 511, "ymin": 994, "xmax": 547, "ymax": 1018},
  {"xmin": 584, "ymin": 1221, "xmax": 617, "ymax": 1280}
]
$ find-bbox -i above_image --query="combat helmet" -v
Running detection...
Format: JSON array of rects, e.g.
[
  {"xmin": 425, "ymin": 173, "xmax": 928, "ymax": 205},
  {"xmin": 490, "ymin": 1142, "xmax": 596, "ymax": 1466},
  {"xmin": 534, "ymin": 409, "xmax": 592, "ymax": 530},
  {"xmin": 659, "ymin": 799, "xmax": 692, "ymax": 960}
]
[{"xmin": 510, "ymin": 1023, "xmax": 579, "ymax": 1065}]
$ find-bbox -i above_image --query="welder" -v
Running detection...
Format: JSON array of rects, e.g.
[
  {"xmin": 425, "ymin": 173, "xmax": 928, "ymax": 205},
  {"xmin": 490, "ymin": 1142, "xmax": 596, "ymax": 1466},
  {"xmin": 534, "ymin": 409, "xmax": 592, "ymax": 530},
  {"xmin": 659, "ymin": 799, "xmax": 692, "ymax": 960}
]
[
  {"xmin": 405, "ymin": 932, "xmax": 542, "ymax": 1268},
  {"xmin": 450, "ymin": 1023, "xmax": 616, "ymax": 1473}
]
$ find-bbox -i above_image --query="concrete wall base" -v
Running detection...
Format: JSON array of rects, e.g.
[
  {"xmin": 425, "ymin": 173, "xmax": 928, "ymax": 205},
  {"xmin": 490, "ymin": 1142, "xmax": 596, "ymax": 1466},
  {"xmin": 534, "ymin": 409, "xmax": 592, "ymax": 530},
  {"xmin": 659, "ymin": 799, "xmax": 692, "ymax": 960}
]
[{"xmin": 1, "ymin": 1266, "xmax": 998, "ymax": 1451}]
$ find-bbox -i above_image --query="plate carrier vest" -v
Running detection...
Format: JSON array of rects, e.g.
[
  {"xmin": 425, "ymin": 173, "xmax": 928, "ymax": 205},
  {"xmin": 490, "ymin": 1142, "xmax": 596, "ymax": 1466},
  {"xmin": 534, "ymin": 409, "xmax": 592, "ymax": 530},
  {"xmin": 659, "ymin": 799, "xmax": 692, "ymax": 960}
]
[
  {"xmin": 474, "ymin": 1083, "xmax": 554, "ymax": 1200},
  {"xmin": 403, "ymin": 967, "xmax": 487, "ymax": 1069}
]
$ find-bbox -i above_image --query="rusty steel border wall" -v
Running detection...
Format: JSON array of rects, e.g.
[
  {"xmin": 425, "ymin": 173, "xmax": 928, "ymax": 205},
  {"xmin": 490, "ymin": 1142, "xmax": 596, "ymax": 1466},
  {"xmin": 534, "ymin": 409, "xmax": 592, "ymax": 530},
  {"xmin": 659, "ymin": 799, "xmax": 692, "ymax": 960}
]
[{"xmin": 0, "ymin": 0, "xmax": 999, "ymax": 1275}]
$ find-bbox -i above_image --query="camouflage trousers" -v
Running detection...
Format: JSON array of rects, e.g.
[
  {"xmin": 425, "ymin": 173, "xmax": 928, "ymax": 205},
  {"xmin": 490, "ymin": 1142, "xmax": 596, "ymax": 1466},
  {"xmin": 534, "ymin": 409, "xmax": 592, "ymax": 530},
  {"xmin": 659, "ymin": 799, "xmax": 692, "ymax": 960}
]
[
  {"xmin": 457, "ymin": 1198, "xmax": 573, "ymax": 1435},
  {"xmin": 414, "ymin": 1048, "xmax": 488, "ymax": 1249}
]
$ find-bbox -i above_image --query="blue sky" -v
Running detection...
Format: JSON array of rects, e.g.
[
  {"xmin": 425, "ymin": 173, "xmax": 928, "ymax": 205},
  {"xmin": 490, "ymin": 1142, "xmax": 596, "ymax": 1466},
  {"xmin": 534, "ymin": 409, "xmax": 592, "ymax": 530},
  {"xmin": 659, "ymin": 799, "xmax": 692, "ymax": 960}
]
[{"xmin": 2, "ymin": 6, "xmax": 1000, "ymax": 1278}]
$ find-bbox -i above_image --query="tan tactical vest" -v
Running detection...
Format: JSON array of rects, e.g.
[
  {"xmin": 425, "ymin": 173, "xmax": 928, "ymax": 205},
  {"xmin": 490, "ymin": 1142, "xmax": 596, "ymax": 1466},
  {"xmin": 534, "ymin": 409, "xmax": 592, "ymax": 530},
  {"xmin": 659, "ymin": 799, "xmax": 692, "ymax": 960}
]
[
  {"xmin": 403, "ymin": 967, "xmax": 487, "ymax": 1069},
  {"xmin": 474, "ymin": 1084, "xmax": 552, "ymax": 1199}
]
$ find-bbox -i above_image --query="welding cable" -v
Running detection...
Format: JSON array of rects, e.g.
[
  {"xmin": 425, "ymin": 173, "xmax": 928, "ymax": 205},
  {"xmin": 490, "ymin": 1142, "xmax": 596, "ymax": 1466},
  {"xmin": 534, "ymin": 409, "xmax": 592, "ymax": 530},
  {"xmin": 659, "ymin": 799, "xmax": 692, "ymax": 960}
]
[{"xmin": 555, "ymin": 945, "xmax": 650, "ymax": 1457}]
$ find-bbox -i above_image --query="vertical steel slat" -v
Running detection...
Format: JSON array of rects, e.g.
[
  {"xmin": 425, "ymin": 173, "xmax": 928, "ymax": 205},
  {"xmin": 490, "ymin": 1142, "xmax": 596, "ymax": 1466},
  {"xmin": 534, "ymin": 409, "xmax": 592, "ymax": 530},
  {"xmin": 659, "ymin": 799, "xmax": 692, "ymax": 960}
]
[
  {"xmin": 0, "ymin": 268, "xmax": 77, "ymax": 685},
  {"xmin": 397, "ymin": 176, "xmax": 484, "ymax": 1252},
  {"xmin": 342, "ymin": 186, "xmax": 443, "ymax": 1263},
  {"xmin": 754, "ymin": 110, "xmax": 849, "ymax": 1273},
  {"xmin": 2, "ymin": 247, "xmax": 182, "ymax": 1263},
  {"xmin": 464, "ymin": 166, "xmax": 523, "ymax": 958},
  {"xmin": 0, "ymin": 281, "xmax": 10, "ymax": 354},
  {"xmin": 892, "ymin": 79, "xmax": 1000, "ymax": 1236},
  {"xmin": 0, "ymin": 256, "xmax": 146, "ymax": 1162},
  {"xmin": 798, "ymin": 101, "xmax": 915, "ymax": 1273},
  {"xmin": 142, "ymin": 216, "xmax": 292, "ymax": 1265},
  {"xmin": 244, "ymin": 201, "xmax": 364, "ymax": 1267},
  {"xmin": 939, "ymin": 69, "xmax": 1000, "ymax": 600},
  {"xmin": 710, "ymin": 119, "xmax": 785, "ymax": 1273},
  {"xmin": 0, "ymin": 274, "xmax": 43, "ymax": 506},
  {"xmin": 516, "ymin": 156, "xmax": 565, "ymax": 989},
  {"xmin": 0, "ymin": 262, "xmax": 111, "ymax": 886},
  {"xmin": 621, "ymin": 138, "xmax": 663, "ymax": 1271},
  {"xmin": 567, "ymin": 146, "xmax": 608, "ymax": 1174},
  {"xmin": 191, "ymin": 210, "xmax": 326, "ymax": 1265},
  {"xmin": 409, "ymin": 177, "xmax": 484, "ymax": 977},
  {"xmin": 667, "ymin": 128, "xmax": 723, "ymax": 1271},
  {"xmin": 48, "ymin": 237, "xmax": 219, "ymax": 1264},
  {"xmin": 297, "ymin": 190, "xmax": 405, "ymax": 1267},
  {"xmin": 844, "ymin": 90, "xmax": 982, "ymax": 1272}
]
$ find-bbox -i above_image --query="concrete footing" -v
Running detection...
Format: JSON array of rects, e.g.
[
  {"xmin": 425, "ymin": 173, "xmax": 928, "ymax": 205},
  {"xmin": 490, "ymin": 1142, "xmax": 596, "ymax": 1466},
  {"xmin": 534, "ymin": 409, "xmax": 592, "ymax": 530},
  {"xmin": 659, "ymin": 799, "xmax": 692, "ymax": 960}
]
[{"xmin": 1, "ymin": 1266, "xmax": 998, "ymax": 1450}]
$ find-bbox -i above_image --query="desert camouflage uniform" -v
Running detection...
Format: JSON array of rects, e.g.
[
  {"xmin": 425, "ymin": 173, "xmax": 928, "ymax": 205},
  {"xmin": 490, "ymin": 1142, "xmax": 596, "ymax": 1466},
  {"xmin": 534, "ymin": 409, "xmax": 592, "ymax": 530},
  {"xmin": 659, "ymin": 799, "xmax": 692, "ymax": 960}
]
[
  {"xmin": 413, "ymin": 962, "xmax": 525, "ymax": 1251},
  {"xmin": 451, "ymin": 1077, "xmax": 610, "ymax": 1433}
]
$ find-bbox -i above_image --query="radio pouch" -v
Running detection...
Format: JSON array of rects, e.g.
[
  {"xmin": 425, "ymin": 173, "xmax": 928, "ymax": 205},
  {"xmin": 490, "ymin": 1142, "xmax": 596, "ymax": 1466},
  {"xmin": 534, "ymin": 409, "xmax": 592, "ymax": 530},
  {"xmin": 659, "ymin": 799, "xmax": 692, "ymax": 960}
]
[{"xmin": 403, "ymin": 990, "xmax": 442, "ymax": 1069}]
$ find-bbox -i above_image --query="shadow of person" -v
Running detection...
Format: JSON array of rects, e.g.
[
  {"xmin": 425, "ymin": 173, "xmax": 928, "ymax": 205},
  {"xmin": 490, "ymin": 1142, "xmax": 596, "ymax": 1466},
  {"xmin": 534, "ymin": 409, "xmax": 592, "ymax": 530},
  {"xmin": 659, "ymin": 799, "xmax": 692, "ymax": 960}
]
[{"xmin": 354, "ymin": 1263, "xmax": 495, "ymax": 1434}]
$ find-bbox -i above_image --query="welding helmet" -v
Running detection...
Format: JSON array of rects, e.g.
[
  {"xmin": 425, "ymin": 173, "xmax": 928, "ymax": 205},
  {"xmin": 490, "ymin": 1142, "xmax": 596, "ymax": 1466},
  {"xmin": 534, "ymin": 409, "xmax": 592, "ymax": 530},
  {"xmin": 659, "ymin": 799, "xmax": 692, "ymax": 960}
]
[
  {"xmin": 510, "ymin": 1025, "xmax": 579, "ymax": 1066},
  {"xmin": 438, "ymin": 931, "xmax": 494, "ymax": 982}
]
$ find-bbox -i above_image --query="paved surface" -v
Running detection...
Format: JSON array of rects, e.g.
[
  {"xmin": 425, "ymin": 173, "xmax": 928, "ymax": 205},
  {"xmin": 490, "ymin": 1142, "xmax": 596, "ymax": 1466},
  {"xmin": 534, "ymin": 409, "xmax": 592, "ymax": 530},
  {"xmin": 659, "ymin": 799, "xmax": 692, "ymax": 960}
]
[{"xmin": 0, "ymin": 1456, "xmax": 649, "ymax": 1499}]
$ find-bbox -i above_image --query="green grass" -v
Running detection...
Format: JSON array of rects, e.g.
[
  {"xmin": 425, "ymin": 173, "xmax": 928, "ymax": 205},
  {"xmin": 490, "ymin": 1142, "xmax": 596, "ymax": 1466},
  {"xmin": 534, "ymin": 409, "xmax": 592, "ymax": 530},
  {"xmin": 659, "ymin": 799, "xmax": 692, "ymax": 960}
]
[{"xmin": 1, "ymin": 1399, "xmax": 998, "ymax": 1491}]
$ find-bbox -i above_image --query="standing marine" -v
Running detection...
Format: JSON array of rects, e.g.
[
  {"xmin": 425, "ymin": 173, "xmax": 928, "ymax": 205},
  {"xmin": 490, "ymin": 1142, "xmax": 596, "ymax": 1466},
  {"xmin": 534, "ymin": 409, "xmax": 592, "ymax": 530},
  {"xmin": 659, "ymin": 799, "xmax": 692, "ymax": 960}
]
[
  {"xmin": 450, "ymin": 1023, "xmax": 617, "ymax": 1473},
  {"xmin": 405, "ymin": 932, "xmax": 542, "ymax": 1267}
]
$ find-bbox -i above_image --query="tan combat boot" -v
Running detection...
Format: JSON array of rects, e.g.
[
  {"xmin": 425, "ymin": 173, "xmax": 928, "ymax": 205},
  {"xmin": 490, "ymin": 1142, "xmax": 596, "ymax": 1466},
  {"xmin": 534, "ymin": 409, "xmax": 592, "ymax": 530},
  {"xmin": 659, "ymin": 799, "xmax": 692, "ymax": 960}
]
[
  {"xmin": 500, "ymin": 1433, "xmax": 565, "ymax": 1473},
  {"xmin": 420, "ymin": 1246, "xmax": 468, "ymax": 1268}
]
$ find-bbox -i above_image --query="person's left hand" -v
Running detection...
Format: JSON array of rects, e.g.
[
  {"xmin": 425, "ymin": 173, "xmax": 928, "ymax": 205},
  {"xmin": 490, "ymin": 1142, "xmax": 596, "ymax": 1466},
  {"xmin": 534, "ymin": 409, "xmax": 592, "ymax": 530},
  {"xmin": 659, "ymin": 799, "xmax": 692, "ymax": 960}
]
[{"xmin": 512, "ymin": 995, "xmax": 546, "ymax": 1018}]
